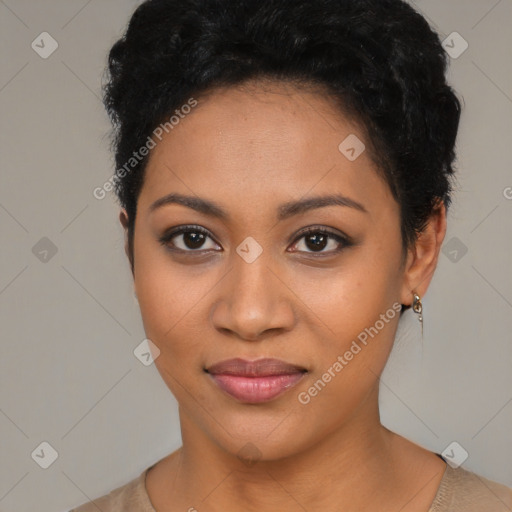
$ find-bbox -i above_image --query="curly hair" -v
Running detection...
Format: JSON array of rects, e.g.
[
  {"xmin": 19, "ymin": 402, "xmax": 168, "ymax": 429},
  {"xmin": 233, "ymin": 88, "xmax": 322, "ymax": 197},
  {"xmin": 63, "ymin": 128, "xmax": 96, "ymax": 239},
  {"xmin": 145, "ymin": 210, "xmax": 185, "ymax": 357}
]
[{"xmin": 102, "ymin": 0, "xmax": 462, "ymax": 266}]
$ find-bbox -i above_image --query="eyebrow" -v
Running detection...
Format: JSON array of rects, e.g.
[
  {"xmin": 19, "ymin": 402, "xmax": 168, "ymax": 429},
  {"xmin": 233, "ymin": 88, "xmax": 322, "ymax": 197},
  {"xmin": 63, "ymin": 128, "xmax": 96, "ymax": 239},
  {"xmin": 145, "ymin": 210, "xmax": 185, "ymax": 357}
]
[{"xmin": 149, "ymin": 192, "xmax": 367, "ymax": 221}]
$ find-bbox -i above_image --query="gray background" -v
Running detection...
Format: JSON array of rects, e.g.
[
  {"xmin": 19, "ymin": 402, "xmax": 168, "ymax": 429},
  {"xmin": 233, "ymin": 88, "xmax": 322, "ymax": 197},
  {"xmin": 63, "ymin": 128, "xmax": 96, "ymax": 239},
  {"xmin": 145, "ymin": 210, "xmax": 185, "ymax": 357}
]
[{"xmin": 0, "ymin": 1, "xmax": 511, "ymax": 511}]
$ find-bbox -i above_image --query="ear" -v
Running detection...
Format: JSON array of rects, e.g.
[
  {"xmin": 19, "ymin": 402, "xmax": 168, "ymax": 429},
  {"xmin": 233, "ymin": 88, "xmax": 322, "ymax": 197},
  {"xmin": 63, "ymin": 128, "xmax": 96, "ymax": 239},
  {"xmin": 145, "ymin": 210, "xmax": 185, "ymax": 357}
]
[
  {"xmin": 119, "ymin": 208, "xmax": 135, "ymax": 277},
  {"xmin": 400, "ymin": 201, "xmax": 447, "ymax": 306}
]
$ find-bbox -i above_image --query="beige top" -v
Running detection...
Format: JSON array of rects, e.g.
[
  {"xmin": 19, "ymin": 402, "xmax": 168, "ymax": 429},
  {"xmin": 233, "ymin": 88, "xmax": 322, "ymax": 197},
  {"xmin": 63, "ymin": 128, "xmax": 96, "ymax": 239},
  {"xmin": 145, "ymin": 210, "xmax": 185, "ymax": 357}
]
[{"xmin": 70, "ymin": 460, "xmax": 512, "ymax": 511}]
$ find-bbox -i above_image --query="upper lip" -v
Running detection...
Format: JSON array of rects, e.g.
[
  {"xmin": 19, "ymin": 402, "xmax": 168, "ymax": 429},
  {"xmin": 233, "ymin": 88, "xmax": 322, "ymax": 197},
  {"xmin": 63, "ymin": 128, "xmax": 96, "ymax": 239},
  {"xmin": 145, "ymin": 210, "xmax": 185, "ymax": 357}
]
[{"xmin": 206, "ymin": 358, "xmax": 307, "ymax": 377}]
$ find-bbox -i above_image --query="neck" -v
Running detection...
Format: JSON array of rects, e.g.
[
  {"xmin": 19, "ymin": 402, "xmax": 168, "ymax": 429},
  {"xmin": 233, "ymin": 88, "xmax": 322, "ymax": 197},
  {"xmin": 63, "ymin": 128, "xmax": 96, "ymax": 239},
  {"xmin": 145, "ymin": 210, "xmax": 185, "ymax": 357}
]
[{"xmin": 159, "ymin": 385, "xmax": 409, "ymax": 511}]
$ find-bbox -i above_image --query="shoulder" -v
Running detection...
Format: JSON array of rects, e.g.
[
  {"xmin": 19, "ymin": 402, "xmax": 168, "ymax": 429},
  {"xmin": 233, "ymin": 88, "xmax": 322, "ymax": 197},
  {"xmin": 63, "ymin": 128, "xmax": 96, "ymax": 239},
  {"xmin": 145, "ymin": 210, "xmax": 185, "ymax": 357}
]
[
  {"xmin": 68, "ymin": 467, "xmax": 155, "ymax": 512},
  {"xmin": 429, "ymin": 463, "xmax": 512, "ymax": 512}
]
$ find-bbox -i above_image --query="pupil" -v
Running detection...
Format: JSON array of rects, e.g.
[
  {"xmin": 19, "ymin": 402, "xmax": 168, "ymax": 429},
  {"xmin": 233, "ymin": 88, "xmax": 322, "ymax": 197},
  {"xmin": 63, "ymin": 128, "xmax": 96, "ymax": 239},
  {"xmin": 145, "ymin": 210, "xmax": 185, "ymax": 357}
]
[
  {"xmin": 306, "ymin": 233, "xmax": 327, "ymax": 252},
  {"xmin": 184, "ymin": 232, "xmax": 205, "ymax": 249}
]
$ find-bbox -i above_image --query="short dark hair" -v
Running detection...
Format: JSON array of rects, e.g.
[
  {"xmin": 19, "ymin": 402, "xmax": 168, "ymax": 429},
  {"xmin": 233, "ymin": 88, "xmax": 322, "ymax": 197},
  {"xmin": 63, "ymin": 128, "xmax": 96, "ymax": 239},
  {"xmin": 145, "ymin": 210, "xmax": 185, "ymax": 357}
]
[{"xmin": 103, "ymin": 0, "xmax": 462, "ymax": 266}]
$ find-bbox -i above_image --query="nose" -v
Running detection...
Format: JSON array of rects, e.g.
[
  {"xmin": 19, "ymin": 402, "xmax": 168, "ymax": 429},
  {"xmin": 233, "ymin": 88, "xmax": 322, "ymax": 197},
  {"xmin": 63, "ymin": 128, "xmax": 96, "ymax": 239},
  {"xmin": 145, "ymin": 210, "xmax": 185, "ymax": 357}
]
[{"xmin": 210, "ymin": 250, "xmax": 296, "ymax": 342}]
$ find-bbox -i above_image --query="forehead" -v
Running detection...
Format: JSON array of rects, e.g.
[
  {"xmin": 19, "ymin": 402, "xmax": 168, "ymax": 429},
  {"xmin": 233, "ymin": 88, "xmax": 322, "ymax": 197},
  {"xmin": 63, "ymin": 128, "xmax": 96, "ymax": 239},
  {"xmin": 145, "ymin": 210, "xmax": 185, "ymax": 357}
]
[{"xmin": 139, "ymin": 80, "xmax": 394, "ymax": 220}]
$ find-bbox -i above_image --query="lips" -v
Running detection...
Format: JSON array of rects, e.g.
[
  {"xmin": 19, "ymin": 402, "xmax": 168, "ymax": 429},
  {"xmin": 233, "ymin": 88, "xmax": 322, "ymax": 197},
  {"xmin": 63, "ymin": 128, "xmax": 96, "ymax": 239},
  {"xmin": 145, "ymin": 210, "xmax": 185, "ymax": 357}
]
[{"xmin": 206, "ymin": 358, "xmax": 307, "ymax": 403}]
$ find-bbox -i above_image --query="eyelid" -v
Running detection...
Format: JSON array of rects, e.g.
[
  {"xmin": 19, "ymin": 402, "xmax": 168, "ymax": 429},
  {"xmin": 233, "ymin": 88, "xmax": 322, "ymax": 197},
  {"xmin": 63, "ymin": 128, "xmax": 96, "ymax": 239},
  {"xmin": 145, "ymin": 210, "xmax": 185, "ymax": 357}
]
[
  {"xmin": 158, "ymin": 224, "xmax": 222, "ymax": 253},
  {"xmin": 288, "ymin": 225, "xmax": 352, "ymax": 253},
  {"xmin": 159, "ymin": 224, "xmax": 352, "ymax": 254}
]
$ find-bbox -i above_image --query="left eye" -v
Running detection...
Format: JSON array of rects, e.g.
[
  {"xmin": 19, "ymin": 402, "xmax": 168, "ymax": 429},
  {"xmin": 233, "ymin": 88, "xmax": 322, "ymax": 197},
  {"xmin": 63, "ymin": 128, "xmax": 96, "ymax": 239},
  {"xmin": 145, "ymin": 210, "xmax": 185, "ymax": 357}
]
[{"xmin": 290, "ymin": 228, "xmax": 349, "ymax": 254}]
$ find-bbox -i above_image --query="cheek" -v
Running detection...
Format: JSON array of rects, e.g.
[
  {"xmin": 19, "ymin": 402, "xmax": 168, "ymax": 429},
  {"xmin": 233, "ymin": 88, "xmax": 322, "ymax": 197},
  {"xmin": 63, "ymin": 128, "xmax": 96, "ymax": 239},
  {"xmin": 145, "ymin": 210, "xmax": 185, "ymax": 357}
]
[
  {"xmin": 133, "ymin": 236, "xmax": 210, "ymax": 358},
  {"xmin": 294, "ymin": 241, "xmax": 403, "ymax": 395},
  {"xmin": 134, "ymin": 256, "xmax": 209, "ymax": 402},
  {"xmin": 294, "ymin": 289, "xmax": 401, "ymax": 426},
  {"xmin": 299, "ymin": 250, "xmax": 401, "ymax": 340}
]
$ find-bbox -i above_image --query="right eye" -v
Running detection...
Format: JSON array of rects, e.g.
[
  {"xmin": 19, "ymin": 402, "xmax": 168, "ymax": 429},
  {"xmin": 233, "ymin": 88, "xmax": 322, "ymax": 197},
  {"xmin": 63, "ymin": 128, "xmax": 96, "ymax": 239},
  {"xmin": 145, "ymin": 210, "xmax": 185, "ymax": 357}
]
[{"xmin": 158, "ymin": 225, "xmax": 222, "ymax": 253}]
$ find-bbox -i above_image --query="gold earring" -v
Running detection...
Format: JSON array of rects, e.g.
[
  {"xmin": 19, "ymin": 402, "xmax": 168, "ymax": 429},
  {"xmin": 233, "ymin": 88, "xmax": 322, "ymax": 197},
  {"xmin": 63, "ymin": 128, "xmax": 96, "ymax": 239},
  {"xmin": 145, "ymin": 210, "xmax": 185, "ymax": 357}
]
[{"xmin": 412, "ymin": 291, "xmax": 423, "ymax": 336}]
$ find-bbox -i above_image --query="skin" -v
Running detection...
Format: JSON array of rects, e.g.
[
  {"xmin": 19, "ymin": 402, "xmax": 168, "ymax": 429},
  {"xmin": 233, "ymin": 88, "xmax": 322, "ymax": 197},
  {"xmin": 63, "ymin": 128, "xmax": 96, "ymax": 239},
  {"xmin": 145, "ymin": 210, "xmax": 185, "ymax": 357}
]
[{"xmin": 119, "ymin": 79, "xmax": 448, "ymax": 511}]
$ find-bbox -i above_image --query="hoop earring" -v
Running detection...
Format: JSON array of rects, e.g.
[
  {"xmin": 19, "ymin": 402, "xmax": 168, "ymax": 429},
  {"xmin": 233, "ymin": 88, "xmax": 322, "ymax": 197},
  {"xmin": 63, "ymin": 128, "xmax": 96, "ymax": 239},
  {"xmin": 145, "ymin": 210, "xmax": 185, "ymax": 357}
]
[{"xmin": 412, "ymin": 291, "xmax": 423, "ymax": 336}]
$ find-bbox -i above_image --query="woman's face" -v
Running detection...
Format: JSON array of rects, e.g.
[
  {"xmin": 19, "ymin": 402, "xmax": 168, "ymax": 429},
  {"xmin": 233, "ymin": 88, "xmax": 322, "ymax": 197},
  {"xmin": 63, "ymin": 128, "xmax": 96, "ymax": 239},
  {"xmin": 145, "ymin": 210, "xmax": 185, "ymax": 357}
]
[{"xmin": 128, "ymin": 81, "xmax": 413, "ymax": 461}]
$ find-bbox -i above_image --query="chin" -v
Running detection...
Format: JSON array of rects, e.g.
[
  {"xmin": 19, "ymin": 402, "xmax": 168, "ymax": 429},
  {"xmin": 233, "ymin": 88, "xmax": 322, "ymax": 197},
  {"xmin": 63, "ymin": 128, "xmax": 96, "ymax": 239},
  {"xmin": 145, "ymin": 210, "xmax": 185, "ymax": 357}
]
[{"xmin": 196, "ymin": 409, "xmax": 324, "ymax": 464}]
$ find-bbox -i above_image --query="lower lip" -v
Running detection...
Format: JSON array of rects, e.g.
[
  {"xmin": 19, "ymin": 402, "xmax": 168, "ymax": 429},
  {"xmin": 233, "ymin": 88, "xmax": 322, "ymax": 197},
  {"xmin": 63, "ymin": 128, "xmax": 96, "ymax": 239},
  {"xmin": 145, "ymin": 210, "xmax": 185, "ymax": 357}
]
[{"xmin": 209, "ymin": 373, "xmax": 305, "ymax": 403}]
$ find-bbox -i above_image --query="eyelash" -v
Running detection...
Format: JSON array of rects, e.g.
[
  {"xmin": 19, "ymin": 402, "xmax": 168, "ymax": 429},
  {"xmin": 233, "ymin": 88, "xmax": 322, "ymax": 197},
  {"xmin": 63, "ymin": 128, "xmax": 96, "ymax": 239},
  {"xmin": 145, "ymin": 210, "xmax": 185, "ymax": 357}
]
[{"xmin": 158, "ymin": 224, "xmax": 352, "ymax": 257}]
